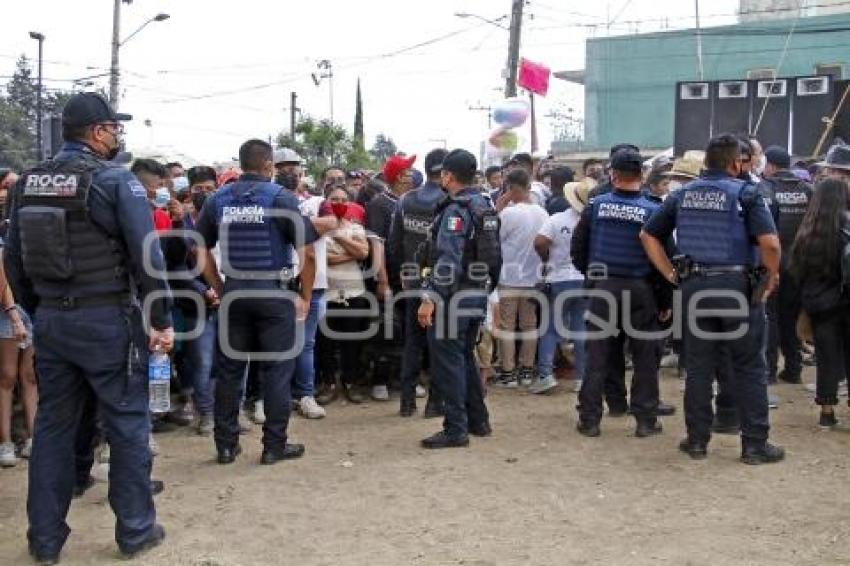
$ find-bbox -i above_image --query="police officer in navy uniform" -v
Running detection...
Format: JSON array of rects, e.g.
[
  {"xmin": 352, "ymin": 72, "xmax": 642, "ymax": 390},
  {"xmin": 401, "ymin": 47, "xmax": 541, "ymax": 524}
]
[
  {"xmin": 417, "ymin": 149, "xmax": 501, "ymax": 448},
  {"xmin": 571, "ymin": 148, "xmax": 666, "ymax": 438},
  {"xmin": 387, "ymin": 148, "xmax": 448, "ymax": 417},
  {"xmin": 196, "ymin": 139, "xmax": 338, "ymax": 466},
  {"xmin": 4, "ymin": 92, "xmax": 174, "ymax": 563},
  {"xmin": 641, "ymin": 133, "xmax": 785, "ymax": 464},
  {"xmin": 761, "ymin": 146, "xmax": 811, "ymax": 384}
]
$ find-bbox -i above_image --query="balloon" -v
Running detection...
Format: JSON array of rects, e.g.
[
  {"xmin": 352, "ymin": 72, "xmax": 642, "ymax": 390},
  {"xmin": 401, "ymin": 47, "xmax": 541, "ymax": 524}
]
[
  {"xmin": 492, "ymin": 97, "xmax": 530, "ymax": 128},
  {"xmin": 488, "ymin": 128, "xmax": 519, "ymax": 152}
]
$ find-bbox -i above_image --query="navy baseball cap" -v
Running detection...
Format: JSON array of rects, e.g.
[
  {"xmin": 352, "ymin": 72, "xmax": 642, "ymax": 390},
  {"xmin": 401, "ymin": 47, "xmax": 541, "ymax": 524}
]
[
  {"xmin": 610, "ymin": 148, "xmax": 643, "ymax": 174},
  {"xmin": 764, "ymin": 146, "xmax": 791, "ymax": 169},
  {"xmin": 424, "ymin": 148, "xmax": 448, "ymax": 174},
  {"xmin": 441, "ymin": 149, "xmax": 477, "ymax": 179},
  {"xmin": 62, "ymin": 92, "xmax": 132, "ymax": 128}
]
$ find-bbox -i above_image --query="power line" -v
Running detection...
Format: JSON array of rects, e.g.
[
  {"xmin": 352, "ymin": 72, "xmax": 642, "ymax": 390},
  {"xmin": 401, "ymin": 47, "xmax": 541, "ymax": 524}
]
[{"xmin": 152, "ymin": 21, "xmax": 490, "ymax": 105}]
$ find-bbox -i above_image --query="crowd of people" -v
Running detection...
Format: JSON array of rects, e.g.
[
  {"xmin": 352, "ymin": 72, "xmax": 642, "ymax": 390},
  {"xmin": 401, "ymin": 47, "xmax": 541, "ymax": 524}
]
[{"xmin": 2, "ymin": 91, "xmax": 850, "ymax": 562}]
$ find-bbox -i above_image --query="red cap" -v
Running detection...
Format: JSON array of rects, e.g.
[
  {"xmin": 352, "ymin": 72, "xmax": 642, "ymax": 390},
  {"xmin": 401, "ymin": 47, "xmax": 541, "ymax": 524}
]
[{"xmin": 382, "ymin": 154, "xmax": 416, "ymax": 186}]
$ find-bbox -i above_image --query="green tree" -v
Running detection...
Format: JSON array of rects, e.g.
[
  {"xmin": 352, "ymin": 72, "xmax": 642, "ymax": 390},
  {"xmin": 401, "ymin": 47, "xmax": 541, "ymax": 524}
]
[
  {"xmin": 0, "ymin": 55, "xmax": 76, "ymax": 169},
  {"xmin": 354, "ymin": 79, "xmax": 364, "ymax": 143},
  {"xmin": 369, "ymin": 133, "xmax": 398, "ymax": 163},
  {"xmin": 277, "ymin": 116, "xmax": 378, "ymax": 179}
]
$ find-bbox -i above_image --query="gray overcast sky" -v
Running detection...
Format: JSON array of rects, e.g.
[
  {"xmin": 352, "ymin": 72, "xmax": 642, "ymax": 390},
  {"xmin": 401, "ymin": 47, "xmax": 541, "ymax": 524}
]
[{"xmin": 2, "ymin": 0, "xmax": 738, "ymax": 165}]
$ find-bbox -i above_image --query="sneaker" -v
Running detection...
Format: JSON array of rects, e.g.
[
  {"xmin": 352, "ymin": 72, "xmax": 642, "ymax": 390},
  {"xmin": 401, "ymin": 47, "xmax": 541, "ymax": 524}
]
[
  {"xmin": 518, "ymin": 367, "xmax": 535, "ymax": 387},
  {"xmin": 371, "ymin": 385, "xmax": 390, "ymax": 401},
  {"xmin": 415, "ymin": 385, "xmax": 427, "ymax": 399},
  {"xmin": 169, "ymin": 400, "xmax": 194, "ymax": 426},
  {"xmin": 299, "ymin": 396, "xmax": 326, "ymax": 419},
  {"xmin": 0, "ymin": 442, "xmax": 17, "ymax": 468},
  {"xmin": 529, "ymin": 374, "xmax": 559, "ymax": 394},
  {"xmin": 659, "ymin": 352, "xmax": 679, "ymax": 368},
  {"xmin": 197, "ymin": 414, "xmax": 214, "ymax": 436},
  {"xmin": 238, "ymin": 409, "xmax": 253, "ymax": 433},
  {"xmin": 149, "ymin": 434, "xmax": 159, "ymax": 457},
  {"xmin": 493, "ymin": 370, "xmax": 519, "ymax": 389},
  {"xmin": 252, "ymin": 400, "xmax": 266, "ymax": 424},
  {"xmin": 21, "ymin": 437, "xmax": 32, "ymax": 459}
]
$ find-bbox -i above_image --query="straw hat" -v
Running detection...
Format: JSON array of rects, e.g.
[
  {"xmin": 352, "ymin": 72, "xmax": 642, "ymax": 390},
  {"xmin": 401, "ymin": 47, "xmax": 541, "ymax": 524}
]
[
  {"xmin": 565, "ymin": 177, "xmax": 595, "ymax": 213},
  {"xmin": 662, "ymin": 157, "xmax": 702, "ymax": 180}
]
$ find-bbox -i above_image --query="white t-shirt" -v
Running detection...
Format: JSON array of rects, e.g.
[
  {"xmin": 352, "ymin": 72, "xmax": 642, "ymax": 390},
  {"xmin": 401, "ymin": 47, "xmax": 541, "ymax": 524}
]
[
  {"xmin": 538, "ymin": 209, "xmax": 584, "ymax": 282},
  {"xmin": 529, "ymin": 181, "xmax": 550, "ymax": 208},
  {"xmin": 292, "ymin": 195, "xmax": 328, "ymax": 290},
  {"xmin": 498, "ymin": 202, "xmax": 549, "ymax": 288}
]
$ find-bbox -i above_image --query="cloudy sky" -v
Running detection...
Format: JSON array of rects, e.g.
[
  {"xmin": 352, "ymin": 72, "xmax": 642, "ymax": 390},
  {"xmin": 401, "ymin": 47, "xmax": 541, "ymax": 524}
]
[{"xmin": 1, "ymin": 0, "xmax": 740, "ymax": 165}]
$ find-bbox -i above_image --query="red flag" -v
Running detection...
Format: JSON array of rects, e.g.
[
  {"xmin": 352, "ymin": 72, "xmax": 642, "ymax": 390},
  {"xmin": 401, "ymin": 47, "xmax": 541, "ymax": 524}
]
[{"xmin": 517, "ymin": 58, "xmax": 551, "ymax": 97}]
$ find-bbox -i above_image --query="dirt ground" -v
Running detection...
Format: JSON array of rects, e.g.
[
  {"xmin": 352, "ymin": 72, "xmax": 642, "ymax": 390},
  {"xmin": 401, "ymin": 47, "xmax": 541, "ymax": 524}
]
[{"xmin": 1, "ymin": 366, "xmax": 850, "ymax": 566}]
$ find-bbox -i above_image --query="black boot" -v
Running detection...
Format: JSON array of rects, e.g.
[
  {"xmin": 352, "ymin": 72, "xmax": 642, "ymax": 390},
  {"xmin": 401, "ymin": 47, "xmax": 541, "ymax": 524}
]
[
  {"xmin": 400, "ymin": 397, "xmax": 416, "ymax": 418},
  {"xmin": 741, "ymin": 441, "xmax": 785, "ymax": 465},
  {"xmin": 678, "ymin": 437, "xmax": 708, "ymax": 459},
  {"xmin": 635, "ymin": 420, "xmax": 663, "ymax": 438},
  {"xmin": 423, "ymin": 395, "xmax": 444, "ymax": 419}
]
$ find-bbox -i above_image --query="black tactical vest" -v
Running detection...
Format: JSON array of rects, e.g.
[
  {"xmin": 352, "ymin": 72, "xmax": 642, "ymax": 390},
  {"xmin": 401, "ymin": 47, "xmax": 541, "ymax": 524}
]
[
  {"xmin": 769, "ymin": 173, "xmax": 811, "ymax": 251},
  {"xmin": 17, "ymin": 158, "xmax": 127, "ymax": 297}
]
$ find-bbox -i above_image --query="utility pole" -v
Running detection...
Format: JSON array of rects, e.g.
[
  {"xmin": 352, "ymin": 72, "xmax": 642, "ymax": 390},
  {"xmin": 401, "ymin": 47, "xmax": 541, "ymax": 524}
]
[
  {"xmin": 290, "ymin": 91, "xmax": 298, "ymax": 138},
  {"xmin": 312, "ymin": 60, "xmax": 334, "ymax": 124},
  {"xmin": 109, "ymin": 0, "xmax": 122, "ymax": 110},
  {"xmin": 505, "ymin": 0, "xmax": 524, "ymax": 97},
  {"xmin": 29, "ymin": 32, "xmax": 45, "ymax": 160},
  {"xmin": 694, "ymin": 0, "xmax": 705, "ymax": 80}
]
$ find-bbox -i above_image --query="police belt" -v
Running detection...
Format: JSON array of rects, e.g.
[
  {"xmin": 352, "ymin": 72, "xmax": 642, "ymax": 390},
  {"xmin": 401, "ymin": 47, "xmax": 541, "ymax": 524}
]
[
  {"xmin": 39, "ymin": 293, "xmax": 130, "ymax": 311},
  {"xmin": 691, "ymin": 264, "xmax": 750, "ymax": 277}
]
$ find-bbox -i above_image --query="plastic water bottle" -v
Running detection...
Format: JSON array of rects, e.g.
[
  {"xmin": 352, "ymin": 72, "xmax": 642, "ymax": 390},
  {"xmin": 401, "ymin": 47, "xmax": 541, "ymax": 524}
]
[{"xmin": 148, "ymin": 347, "xmax": 171, "ymax": 414}]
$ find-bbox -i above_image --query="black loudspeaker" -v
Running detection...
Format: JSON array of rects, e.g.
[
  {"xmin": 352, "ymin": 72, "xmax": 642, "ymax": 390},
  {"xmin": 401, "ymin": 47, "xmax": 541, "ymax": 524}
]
[
  {"xmin": 833, "ymin": 80, "xmax": 850, "ymax": 147},
  {"xmin": 40, "ymin": 115, "xmax": 62, "ymax": 161},
  {"xmin": 712, "ymin": 80, "xmax": 752, "ymax": 137},
  {"xmin": 792, "ymin": 76, "xmax": 834, "ymax": 156},
  {"xmin": 751, "ymin": 78, "xmax": 791, "ymax": 150},
  {"xmin": 675, "ymin": 82, "xmax": 713, "ymax": 156}
]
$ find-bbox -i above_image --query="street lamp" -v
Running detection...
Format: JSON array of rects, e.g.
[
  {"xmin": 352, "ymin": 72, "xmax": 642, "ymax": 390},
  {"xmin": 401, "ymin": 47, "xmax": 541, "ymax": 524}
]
[
  {"xmin": 454, "ymin": 12, "xmax": 509, "ymax": 30},
  {"xmin": 108, "ymin": 0, "xmax": 170, "ymax": 110},
  {"xmin": 29, "ymin": 31, "xmax": 44, "ymax": 160}
]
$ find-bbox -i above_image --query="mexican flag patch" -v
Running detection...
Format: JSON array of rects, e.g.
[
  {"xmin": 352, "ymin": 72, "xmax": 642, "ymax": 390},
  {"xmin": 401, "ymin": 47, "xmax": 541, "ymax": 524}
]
[{"xmin": 446, "ymin": 216, "xmax": 464, "ymax": 232}]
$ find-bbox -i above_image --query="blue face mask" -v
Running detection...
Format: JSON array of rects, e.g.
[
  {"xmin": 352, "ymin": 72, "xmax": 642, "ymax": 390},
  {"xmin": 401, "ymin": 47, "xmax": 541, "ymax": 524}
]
[{"xmin": 153, "ymin": 188, "xmax": 170, "ymax": 209}]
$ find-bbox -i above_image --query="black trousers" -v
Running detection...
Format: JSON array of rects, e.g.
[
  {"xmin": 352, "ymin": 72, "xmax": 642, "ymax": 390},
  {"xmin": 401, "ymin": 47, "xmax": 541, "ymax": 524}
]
[
  {"xmin": 766, "ymin": 268, "xmax": 803, "ymax": 379},
  {"xmin": 317, "ymin": 295, "xmax": 371, "ymax": 386},
  {"xmin": 214, "ymin": 290, "xmax": 296, "ymax": 452},
  {"xmin": 578, "ymin": 278, "xmax": 660, "ymax": 424},
  {"xmin": 810, "ymin": 304, "xmax": 850, "ymax": 406},
  {"xmin": 681, "ymin": 273, "xmax": 769, "ymax": 446}
]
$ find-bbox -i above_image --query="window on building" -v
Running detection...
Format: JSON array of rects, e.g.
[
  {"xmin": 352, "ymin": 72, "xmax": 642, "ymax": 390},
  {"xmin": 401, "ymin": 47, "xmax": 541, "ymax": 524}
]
[
  {"xmin": 747, "ymin": 68, "xmax": 777, "ymax": 80},
  {"xmin": 757, "ymin": 79, "xmax": 787, "ymax": 98},
  {"xmin": 719, "ymin": 81, "xmax": 748, "ymax": 98},
  {"xmin": 797, "ymin": 77, "xmax": 829, "ymax": 96},
  {"xmin": 680, "ymin": 83, "xmax": 709, "ymax": 100},
  {"xmin": 815, "ymin": 63, "xmax": 844, "ymax": 80}
]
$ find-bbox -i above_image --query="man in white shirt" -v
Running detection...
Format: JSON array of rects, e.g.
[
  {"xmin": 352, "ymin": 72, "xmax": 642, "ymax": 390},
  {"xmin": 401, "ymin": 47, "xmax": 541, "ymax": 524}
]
[
  {"xmin": 531, "ymin": 181, "xmax": 591, "ymax": 394},
  {"xmin": 494, "ymin": 169, "xmax": 549, "ymax": 387}
]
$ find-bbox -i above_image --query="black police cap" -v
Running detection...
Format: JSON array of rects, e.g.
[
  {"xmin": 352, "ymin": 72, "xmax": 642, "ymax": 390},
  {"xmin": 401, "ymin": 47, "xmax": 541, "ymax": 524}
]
[
  {"xmin": 62, "ymin": 92, "xmax": 132, "ymax": 128},
  {"xmin": 424, "ymin": 148, "xmax": 449, "ymax": 174},
  {"xmin": 610, "ymin": 148, "xmax": 643, "ymax": 174},
  {"xmin": 441, "ymin": 149, "xmax": 477, "ymax": 179}
]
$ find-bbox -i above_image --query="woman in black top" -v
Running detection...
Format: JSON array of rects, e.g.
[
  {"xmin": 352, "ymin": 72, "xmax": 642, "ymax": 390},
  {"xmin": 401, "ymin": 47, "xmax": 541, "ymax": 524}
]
[{"xmin": 789, "ymin": 178, "xmax": 850, "ymax": 428}]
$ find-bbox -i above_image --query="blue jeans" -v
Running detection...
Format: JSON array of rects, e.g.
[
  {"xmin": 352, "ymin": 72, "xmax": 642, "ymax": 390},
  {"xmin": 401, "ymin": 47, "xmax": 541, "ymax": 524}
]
[
  {"xmin": 183, "ymin": 311, "xmax": 217, "ymax": 415},
  {"xmin": 536, "ymin": 280, "xmax": 587, "ymax": 379},
  {"xmin": 293, "ymin": 290, "xmax": 325, "ymax": 400}
]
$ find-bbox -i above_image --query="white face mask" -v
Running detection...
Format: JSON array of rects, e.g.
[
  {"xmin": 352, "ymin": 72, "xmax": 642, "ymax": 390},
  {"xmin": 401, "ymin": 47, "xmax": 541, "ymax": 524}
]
[
  {"xmin": 668, "ymin": 180, "xmax": 684, "ymax": 192},
  {"xmin": 754, "ymin": 155, "xmax": 767, "ymax": 176}
]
